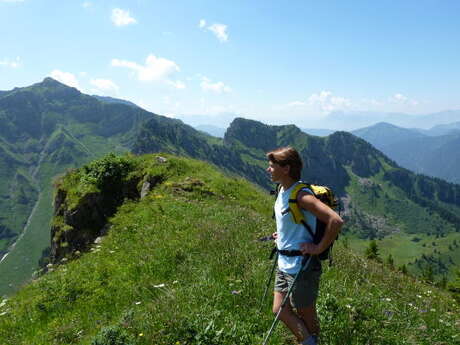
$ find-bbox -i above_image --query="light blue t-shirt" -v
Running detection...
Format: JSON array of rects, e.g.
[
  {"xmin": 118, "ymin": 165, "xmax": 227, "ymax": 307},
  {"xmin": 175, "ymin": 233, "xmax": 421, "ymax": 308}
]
[{"xmin": 275, "ymin": 182, "xmax": 317, "ymax": 274}]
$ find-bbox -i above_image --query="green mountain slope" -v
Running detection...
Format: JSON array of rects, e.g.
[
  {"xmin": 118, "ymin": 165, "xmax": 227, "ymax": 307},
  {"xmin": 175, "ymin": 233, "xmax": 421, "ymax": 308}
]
[
  {"xmin": 0, "ymin": 154, "xmax": 457, "ymax": 345},
  {"xmin": 0, "ymin": 78, "xmax": 155, "ymax": 295},
  {"xmin": 134, "ymin": 117, "xmax": 460, "ymax": 281}
]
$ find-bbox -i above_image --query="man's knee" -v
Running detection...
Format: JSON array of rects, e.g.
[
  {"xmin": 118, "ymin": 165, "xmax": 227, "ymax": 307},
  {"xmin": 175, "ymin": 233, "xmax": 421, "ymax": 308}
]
[
  {"xmin": 272, "ymin": 304, "xmax": 282, "ymax": 315},
  {"xmin": 272, "ymin": 303, "xmax": 292, "ymax": 316}
]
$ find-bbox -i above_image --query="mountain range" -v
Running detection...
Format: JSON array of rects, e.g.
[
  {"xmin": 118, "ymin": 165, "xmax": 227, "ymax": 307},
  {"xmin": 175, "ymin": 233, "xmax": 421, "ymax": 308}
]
[
  {"xmin": 353, "ymin": 122, "xmax": 460, "ymax": 184},
  {"xmin": 0, "ymin": 78, "xmax": 459, "ymax": 296},
  {"xmin": 324, "ymin": 110, "xmax": 460, "ymax": 131}
]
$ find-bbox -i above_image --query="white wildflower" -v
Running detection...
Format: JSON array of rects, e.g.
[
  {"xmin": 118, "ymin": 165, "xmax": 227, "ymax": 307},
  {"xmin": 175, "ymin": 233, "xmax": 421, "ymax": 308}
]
[
  {"xmin": 135, "ymin": 301, "xmax": 141, "ymax": 305},
  {"xmin": 153, "ymin": 283, "xmax": 165, "ymax": 288}
]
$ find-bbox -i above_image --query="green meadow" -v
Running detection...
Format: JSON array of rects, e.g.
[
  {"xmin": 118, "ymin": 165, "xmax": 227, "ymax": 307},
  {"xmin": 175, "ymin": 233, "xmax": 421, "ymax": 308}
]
[{"xmin": 0, "ymin": 154, "xmax": 457, "ymax": 345}]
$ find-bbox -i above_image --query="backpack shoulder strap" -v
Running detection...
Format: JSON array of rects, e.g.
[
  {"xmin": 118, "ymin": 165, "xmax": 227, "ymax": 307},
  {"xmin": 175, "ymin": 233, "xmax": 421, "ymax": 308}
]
[{"xmin": 288, "ymin": 182, "xmax": 311, "ymax": 224}]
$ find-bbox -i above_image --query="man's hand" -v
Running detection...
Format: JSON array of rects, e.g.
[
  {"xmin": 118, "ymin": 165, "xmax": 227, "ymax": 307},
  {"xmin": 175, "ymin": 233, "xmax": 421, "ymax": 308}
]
[{"xmin": 300, "ymin": 242, "xmax": 321, "ymax": 255}]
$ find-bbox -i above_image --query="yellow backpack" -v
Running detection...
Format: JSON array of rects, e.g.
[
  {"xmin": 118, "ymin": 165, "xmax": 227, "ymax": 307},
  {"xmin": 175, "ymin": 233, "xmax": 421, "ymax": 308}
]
[{"xmin": 279, "ymin": 182, "xmax": 339, "ymax": 261}]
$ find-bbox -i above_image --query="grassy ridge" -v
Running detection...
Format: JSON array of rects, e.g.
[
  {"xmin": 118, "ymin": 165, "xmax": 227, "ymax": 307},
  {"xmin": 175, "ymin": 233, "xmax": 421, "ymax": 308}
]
[{"xmin": 0, "ymin": 155, "xmax": 458, "ymax": 345}]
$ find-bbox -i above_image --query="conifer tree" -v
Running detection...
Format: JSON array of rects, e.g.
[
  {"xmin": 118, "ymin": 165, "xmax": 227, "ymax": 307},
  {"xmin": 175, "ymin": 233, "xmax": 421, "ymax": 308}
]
[
  {"xmin": 365, "ymin": 240, "xmax": 380, "ymax": 261},
  {"xmin": 422, "ymin": 264, "xmax": 434, "ymax": 284},
  {"xmin": 386, "ymin": 253, "xmax": 394, "ymax": 269},
  {"xmin": 399, "ymin": 264, "xmax": 408, "ymax": 275},
  {"xmin": 447, "ymin": 269, "xmax": 460, "ymax": 302}
]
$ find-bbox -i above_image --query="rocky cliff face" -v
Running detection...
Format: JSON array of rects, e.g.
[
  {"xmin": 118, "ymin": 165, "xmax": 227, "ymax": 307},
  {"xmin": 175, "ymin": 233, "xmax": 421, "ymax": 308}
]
[{"xmin": 49, "ymin": 156, "xmax": 165, "ymax": 264}]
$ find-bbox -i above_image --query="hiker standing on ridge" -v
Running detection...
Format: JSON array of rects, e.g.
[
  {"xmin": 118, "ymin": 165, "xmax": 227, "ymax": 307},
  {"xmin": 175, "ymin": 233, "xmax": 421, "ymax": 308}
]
[{"xmin": 266, "ymin": 146, "xmax": 343, "ymax": 345}]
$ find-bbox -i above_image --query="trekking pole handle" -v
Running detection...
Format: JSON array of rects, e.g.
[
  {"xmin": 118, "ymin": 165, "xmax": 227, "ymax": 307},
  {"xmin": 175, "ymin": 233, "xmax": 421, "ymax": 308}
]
[{"xmin": 258, "ymin": 234, "xmax": 275, "ymax": 242}]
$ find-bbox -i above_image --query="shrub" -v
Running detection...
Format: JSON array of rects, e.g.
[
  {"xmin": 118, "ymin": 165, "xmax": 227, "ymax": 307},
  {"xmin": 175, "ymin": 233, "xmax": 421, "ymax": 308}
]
[
  {"xmin": 80, "ymin": 153, "xmax": 135, "ymax": 191},
  {"xmin": 90, "ymin": 325, "xmax": 135, "ymax": 345}
]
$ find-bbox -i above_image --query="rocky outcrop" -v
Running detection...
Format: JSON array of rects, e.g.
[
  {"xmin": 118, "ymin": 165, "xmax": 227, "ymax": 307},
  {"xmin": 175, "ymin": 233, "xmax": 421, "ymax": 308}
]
[{"xmin": 50, "ymin": 172, "xmax": 164, "ymax": 264}]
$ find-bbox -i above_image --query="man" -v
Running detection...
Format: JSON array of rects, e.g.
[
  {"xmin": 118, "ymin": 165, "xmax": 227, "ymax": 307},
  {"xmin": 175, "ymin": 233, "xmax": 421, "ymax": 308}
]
[{"xmin": 266, "ymin": 146, "xmax": 343, "ymax": 345}]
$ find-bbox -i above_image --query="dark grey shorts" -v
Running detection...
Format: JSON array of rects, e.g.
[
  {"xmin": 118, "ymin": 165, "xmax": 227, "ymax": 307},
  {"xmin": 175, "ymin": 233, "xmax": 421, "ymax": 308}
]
[{"xmin": 274, "ymin": 264, "xmax": 322, "ymax": 309}]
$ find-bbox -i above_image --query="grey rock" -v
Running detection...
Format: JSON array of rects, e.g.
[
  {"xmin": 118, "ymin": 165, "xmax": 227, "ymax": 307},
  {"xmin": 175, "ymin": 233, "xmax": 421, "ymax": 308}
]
[
  {"xmin": 141, "ymin": 181, "xmax": 151, "ymax": 199},
  {"xmin": 157, "ymin": 156, "xmax": 167, "ymax": 163}
]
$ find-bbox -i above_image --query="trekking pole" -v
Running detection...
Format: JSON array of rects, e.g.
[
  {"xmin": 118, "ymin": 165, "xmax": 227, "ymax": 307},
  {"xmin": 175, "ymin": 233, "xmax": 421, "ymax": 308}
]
[
  {"xmin": 259, "ymin": 251, "xmax": 278, "ymax": 311},
  {"xmin": 261, "ymin": 255, "xmax": 313, "ymax": 345}
]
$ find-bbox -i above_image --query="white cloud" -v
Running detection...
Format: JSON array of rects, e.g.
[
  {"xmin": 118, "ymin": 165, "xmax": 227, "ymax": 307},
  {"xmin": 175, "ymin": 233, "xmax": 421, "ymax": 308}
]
[
  {"xmin": 111, "ymin": 8, "xmax": 137, "ymax": 27},
  {"xmin": 112, "ymin": 54, "xmax": 179, "ymax": 81},
  {"xmin": 112, "ymin": 54, "xmax": 184, "ymax": 89},
  {"xmin": 82, "ymin": 1, "xmax": 92, "ymax": 8},
  {"xmin": 167, "ymin": 80, "xmax": 186, "ymax": 89},
  {"xmin": 208, "ymin": 23, "xmax": 228, "ymax": 42},
  {"xmin": 199, "ymin": 20, "xmax": 229, "ymax": 42},
  {"xmin": 391, "ymin": 93, "xmax": 408, "ymax": 102},
  {"xmin": 49, "ymin": 70, "xmax": 80, "ymax": 88},
  {"xmin": 287, "ymin": 101, "xmax": 306, "ymax": 107},
  {"xmin": 0, "ymin": 0, "xmax": 24, "ymax": 3},
  {"xmin": 90, "ymin": 78, "xmax": 119, "ymax": 93},
  {"xmin": 0, "ymin": 57, "xmax": 21, "ymax": 68},
  {"xmin": 389, "ymin": 93, "xmax": 419, "ymax": 106},
  {"xmin": 200, "ymin": 77, "xmax": 231, "ymax": 93},
  {"xmin": 307, "ymin": 90, "xmax": 352, "ymax": 113},
  {"xmin": 360, "ymin": 98, "xmax": 383, "ymax": 107}
]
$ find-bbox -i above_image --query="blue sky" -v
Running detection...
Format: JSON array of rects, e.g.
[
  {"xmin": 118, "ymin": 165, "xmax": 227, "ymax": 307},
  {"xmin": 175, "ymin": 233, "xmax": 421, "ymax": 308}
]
[{"xmin": 1, "ymin": 0, "xmax": 459, "ymax": 128}]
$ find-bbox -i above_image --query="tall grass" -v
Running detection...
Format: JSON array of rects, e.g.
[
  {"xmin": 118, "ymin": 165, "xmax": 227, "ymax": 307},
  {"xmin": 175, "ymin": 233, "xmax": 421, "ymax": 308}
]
[{"xmin": 0, "ymin": 154, "xmax": 458, "ymax": 345}]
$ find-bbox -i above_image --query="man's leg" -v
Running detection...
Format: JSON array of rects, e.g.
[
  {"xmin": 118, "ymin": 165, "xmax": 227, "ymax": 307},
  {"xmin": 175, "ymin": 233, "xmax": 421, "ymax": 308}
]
[
  {"xmin": 272, "ymin": 291, "xmax": 310, "ymax": 342},
  {"xmin": 297, "ymin": 304, "xmax": 320, "ymax": 336}
]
